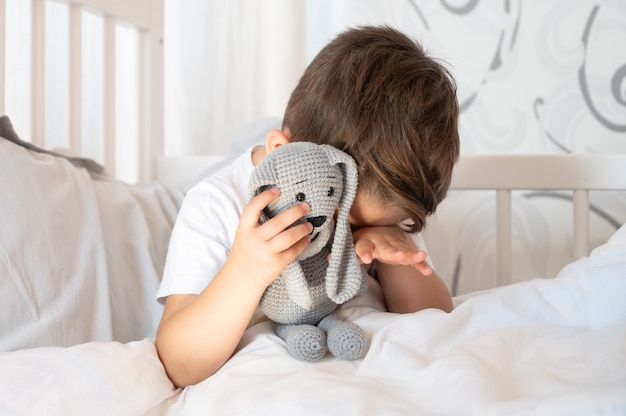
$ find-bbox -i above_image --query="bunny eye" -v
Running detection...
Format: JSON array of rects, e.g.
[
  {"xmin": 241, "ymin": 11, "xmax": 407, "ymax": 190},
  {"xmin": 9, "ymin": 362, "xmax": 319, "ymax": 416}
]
[
  {"xmin": 296, "ymin": 192, "xmax": 306, "ymax": 202},
  {"xmin": 328, "ymin": 187, "xmax": 334, "ymax": 197}
]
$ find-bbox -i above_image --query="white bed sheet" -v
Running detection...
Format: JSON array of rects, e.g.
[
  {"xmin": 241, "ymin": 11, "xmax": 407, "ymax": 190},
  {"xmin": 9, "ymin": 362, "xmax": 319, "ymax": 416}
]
[
  {"xmin": 0, "ymin": 339, "xmax": 176, "ymax": 415},
  {"xmin": 2, "ymin": 224, "xmax": 625, "ymax": 415}
]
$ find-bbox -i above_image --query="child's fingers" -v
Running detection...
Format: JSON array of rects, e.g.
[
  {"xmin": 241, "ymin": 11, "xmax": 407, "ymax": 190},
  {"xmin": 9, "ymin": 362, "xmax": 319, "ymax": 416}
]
[
  {"xmin": 242, "ymin": 189, "xmax": 310, "ymax": 238},
  {"xmin": 241, "ymin": 188, "xmax": 280, "ymax": 226},
  {"xmin": 394, "ymin": 249, "xmax": 427, "ymax": 263},
  {"xmin": 283, "ymin": 233, "xmax": 313, "ymax": 259},
  {"xmin": 371, "ymin": 248, "xmax": 428, "ymax": 266},
  {"xmin": 269, "ymin": 221, "xmax": 312, "ymax": 253},
  {"xmin": 411, "ymin": 250, "xmax": 428, "ymax": 263},
  {"xmin": 262, "ymin": 203, "xmax": 310, "ymax": 239},
  {"xmin": 354, "ymin": 239, "xmax": 375, "ymax": 264},
  {"xmin": 384, "ymin": 249, "xmax": 432, "ymax": 274},
  {"xmin": 415, "ymin": 262, "xmax": 433, "ymax": 276}
]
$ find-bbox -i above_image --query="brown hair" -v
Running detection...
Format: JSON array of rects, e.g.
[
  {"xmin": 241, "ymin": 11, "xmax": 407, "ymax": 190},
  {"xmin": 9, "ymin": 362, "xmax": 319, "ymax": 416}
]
[{"xmin": 283, "ymin": 25, "xmax": 460, "ymax": 233}]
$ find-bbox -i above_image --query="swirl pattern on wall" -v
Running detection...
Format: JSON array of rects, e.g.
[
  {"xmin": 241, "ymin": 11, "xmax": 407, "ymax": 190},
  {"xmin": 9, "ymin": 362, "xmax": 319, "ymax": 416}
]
[
  {"xmin": 579, "ymin": 5, "xmax": 626, "ymax": 133},
  {"xmin": 305, "ymin": 0, "xmax": 626, "ymax": 294}
]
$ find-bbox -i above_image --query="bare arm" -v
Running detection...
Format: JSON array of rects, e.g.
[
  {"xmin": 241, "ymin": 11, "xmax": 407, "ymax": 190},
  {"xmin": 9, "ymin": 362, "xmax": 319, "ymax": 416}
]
[
  {"xmin": 155, "ymin": 189, "xmax": 312, "ymax": 387},
  {"xmin": 375, "ymin": 263, "xmax": 452, "ymax": 313},
  {"xmin": 353, "ymin": 225, "xmax": 453, "ymax": 313}
]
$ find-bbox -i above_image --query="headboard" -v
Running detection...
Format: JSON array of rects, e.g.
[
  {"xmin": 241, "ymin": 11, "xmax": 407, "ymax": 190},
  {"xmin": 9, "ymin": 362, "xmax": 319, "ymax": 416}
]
[
  {"xmin": 0, "ymin": 0, "xmax": 164, "ymax": 182},
  {"xmin": 430, "ymin": 154, "xmax": 626, "ymax": 286}
]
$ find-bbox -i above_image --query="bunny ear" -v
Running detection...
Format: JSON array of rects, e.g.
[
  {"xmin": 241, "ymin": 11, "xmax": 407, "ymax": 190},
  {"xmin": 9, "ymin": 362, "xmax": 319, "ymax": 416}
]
[{"xmin": 320, "ymin": 145, "xmax": 364, "ymax": 304}]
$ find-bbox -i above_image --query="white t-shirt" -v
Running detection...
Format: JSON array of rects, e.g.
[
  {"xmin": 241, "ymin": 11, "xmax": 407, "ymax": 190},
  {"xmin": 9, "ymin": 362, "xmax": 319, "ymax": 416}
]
[
  {"xmin": 157, "ymin": 145, "xmax": 433, "ymax": 312},
  {"xmin": 157, "ymin": 146, "xmax": 255, "ymax": 303}
]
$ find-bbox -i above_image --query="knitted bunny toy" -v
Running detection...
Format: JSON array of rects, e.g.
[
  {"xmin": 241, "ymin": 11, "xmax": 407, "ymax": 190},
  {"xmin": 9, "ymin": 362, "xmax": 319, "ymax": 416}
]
[{"xmin": 248, "ymin": 141, "xmax": 369, "ymax": 361}]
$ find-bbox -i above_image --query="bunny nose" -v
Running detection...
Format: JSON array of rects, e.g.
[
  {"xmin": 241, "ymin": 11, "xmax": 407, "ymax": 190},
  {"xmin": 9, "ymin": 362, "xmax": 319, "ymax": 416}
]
[{"xmin": 307, "ymin": 216, "xmax": 326, "ymax": 228}]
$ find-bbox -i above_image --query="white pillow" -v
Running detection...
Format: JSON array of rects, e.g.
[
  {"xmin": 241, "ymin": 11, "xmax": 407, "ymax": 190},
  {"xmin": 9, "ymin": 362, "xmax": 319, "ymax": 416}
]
[
  {"xmin": 177, "ymin": 116, "xmax": 283, "ymax": 193},
  {"xmin": 0, "ymin": 117, "xmax": 180, "ymax": 350}
]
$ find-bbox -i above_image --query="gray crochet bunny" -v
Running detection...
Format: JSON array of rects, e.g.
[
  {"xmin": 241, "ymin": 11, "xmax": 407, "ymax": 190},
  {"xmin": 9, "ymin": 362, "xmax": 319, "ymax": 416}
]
[{"xmin": 249, "ymin": 141, "xmax": 368, "ymax": 361}]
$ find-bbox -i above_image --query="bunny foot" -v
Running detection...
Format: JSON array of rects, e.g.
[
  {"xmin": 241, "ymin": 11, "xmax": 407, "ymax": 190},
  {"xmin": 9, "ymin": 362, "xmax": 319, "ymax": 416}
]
[
  {"xmin": 273, "ymin": 323, "xmax": 327, "ymax": 362},
  {"xmin": 319, "ymin": 315, "xmax": 366, "ymax": 360}
]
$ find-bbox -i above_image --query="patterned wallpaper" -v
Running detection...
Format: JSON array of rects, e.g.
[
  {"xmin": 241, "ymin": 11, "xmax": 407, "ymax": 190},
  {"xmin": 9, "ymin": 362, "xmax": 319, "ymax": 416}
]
[{"xmin": 305, "ymin": 0, "xmax": 626, "ymax": 294}]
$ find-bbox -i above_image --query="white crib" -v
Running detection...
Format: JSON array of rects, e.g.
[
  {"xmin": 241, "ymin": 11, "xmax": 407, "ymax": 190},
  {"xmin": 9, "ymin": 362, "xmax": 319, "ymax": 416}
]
[
  {"xmin": 1, "ymin": 2, "xmax": 625, "ymax": 414},
  {"xmin": 0, "ymin": 0, "xmax": 163, "ymax": 181}
]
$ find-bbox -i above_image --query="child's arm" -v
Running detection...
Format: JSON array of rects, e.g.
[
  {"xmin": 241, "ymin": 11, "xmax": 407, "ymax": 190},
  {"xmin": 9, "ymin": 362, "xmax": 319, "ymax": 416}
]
[
  {"xmin": 155, "ymin": 189, "xmax": 312, "ymax": 387},
  {"xmin": 353, "ymin": 225, "xmax": 453, "ymax": 313}
]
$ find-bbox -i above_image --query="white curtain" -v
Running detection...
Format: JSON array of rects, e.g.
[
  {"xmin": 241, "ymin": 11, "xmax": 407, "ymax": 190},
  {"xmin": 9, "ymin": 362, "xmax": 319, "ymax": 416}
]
[{"xmin": 163, "ymin": 0, "xmax": 307, "ymax": 156}]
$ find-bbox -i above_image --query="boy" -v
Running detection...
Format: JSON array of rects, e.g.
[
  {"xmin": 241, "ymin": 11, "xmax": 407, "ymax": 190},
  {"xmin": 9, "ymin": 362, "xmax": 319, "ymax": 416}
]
[{"xmin": 155, "ymin": 25, "xmax": 459, "ymax": 387}]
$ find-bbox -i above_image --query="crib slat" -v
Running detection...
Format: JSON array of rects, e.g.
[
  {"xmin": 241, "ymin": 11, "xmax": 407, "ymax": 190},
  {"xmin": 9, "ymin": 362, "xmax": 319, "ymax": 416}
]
[
  {"xmin": 573, "ymin": 190, "xmax": 590, "ymax": 259},
  {"xmin": 31, "ymin": 0, "xmax": 45, "ymax": 146},
  {"xmin": 138, "ymin": 30, "xmax": 148, "ymax": 180},
  {"xmin": 139, "ymin": 0, "xmax": 164, "ymax": 181},
  {"xmin": 0, "ymin": 0, "xmax": 6, "ymax": 114},
  {"xmin": 68, "ymin": 3, "xmax": 82, "ymax": 153},
  {"xmin": 496, "ymin": 190, "xmax": 512, "ymax": 286},
  {"xmin": 103, "ymin": 14, "xmax": 116, "ymax": 175},
  {"xmin": 450, "ymin": 154, "xmax": 626, "ymax": 285}
]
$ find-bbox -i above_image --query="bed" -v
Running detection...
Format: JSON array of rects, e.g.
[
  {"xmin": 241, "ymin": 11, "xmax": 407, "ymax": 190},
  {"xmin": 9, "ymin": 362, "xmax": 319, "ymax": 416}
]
[{"xmin": 1, "ymin": 1, "xmax": 626, "ymax": 415}]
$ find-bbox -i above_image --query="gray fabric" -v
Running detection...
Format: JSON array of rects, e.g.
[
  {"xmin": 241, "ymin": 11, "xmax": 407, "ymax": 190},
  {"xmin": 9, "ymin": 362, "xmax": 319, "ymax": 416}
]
[
  {"xmin": 249, "ymin": 141, "xmax": 368, "ymax": 361},
  {"xmin": 318, "ymin": 314, "xmax": 366, "ymax": 360},
  {"xmin": 273, "ymin": 323, "xmax": 327, "ymax": 362},
  {"xmin": 0, "ymin": 115, "xmax": 105, "ymax": 175}
]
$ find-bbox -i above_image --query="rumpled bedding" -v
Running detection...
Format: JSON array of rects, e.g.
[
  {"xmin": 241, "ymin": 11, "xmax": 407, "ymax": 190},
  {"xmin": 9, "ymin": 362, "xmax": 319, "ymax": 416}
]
[
  {"xmin": 0, "ymin": 118, "xmax": 180, "ymax": 349},
  {"xmin": 2, "ymin": 224, "xmax": 625, "ymax": 415}
]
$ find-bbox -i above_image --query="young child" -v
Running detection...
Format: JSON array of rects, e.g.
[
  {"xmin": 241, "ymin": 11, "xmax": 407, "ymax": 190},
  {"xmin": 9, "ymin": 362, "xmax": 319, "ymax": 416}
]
[{"xmin": 155, "ymin": 25, "xmax": 460, "ymax": 387}]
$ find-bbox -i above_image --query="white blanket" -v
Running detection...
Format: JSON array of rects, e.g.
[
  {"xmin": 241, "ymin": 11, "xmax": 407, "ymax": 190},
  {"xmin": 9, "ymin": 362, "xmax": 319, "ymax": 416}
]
[
  {"xmin": 2, "ymin": 225, "xmax": 625, "ymax": 416},
  {"xmin": 0, "ymin": 134, "xmax": 180, "ymax": 349}
]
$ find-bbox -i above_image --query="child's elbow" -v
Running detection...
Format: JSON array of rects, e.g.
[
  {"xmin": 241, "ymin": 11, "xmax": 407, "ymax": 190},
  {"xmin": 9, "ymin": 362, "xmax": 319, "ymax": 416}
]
[{"xmin": 156, "ymin": 340, "xmax": 222, "ymax": 388}]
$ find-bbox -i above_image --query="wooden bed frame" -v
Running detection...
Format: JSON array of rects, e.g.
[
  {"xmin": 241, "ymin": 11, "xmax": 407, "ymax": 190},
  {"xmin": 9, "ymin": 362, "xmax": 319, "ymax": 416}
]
[
  {"xmin": 0, "ymin": 0, "xmax": 164, "ymax": 180},
  {"xmin": 440, "ymin": 154, "xmax": 626, "ymax": 285},
  {"xmin": 2, "ymin": 0, "xmax": 625, "ymax": 290}
]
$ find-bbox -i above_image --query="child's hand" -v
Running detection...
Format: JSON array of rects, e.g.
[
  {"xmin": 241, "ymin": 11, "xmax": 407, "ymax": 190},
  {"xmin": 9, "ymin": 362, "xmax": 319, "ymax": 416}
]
[
  {"xmin": 227, "ymin": 188, "xmax": 313, "ymax": 288},
  {"xmin": 352, "ymin": 225, "xmax": 433, "ymax": 276}
]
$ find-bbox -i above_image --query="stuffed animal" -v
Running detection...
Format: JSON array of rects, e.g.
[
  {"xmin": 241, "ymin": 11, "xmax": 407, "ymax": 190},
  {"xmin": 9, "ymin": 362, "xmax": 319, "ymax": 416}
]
[{"xmin": 248, "ymin": 141, "xmax": 369, "ymax": 361}]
